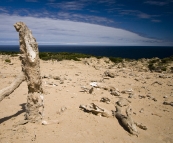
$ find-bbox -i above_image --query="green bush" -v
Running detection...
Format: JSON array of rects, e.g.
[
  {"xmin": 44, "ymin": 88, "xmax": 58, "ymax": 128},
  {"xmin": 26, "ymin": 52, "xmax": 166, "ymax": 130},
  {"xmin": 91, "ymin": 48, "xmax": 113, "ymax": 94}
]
[
  {"xmin": 161, "ymin": 67, "xmax": 167, "ymax": 71},
  {"xmin": 0, "ymin": 51, "xmax": 18, "ymax": 56},
  {"xmin": 148, "ymin": 63, "xmax": 156, "ymax": 71},
  {"xmin": 39, "ymin": 52, "xmax": 92, "ymax": 61},
  {"xmin": 149, "ymin": 59, "xmax": 159, "ymax": 64},
  {"xmin": 109, "ymin": 57, "xmax": 123, "ymax": 63},
  {"xmin": 5, "ymin": 59, "xmax": 11, "ymax": 63}
]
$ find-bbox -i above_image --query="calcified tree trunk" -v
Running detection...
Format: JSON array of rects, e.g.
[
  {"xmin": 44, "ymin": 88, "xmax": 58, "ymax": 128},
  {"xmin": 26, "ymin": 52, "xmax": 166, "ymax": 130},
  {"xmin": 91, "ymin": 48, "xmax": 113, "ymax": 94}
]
[
  {"xmin": 114, "ymin": 106, "xmax": 139, "ymax": 136},
  {"xmin": 14, "ymin": 22, "xmax": 44, "ymax": 123}
]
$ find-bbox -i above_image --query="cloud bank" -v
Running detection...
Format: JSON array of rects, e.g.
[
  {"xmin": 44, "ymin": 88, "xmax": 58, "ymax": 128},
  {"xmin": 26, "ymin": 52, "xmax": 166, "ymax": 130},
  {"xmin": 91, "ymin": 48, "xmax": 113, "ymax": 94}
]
[{"xmin": 0, "ymin": 14, "xmax": 171, "ymax": 46}]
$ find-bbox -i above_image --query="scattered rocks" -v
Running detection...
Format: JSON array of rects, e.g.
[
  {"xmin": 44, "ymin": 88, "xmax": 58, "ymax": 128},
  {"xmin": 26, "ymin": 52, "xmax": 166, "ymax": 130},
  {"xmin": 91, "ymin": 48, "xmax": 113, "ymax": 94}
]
[
  {"xmin": 89, "ymin": 87, "xmax": 94, "ymax": 94},
  {"xmin": 79, "ymin": 103, "xmax": 112, "ymax": 117},
  {"xmin": 110, "ymin": 88, "xmax": 120, "ymax": 96},
  {"xmin": 104, "ymin": 70, "xmax": 115, "ymax": 78},
  {"xmin": 110, "ymin": 90, "xmax": 120, "ymax": 96},
  {"xmin": 80, "ymin": 86, "xmax": 89, "ymax": 93},
  {"xmin": 100, "ymin": 97, "xmax": 111, "ymax": 104},
  {"xmin": 151, "ymin": 81, "xmax": 162, "ymax": 85},
  {"xmin": 163, "ymin": 101, "xmax": 173, "ymax": 106},
  {"xmin": 53, "ymin": 76, "xmax": 61, "ymax": 80},
  {"xmin": 138, "ymin": 95, "xmax": 146, "ymax": 99},
  {"xmin": 128, "ymin": 93, "xmax": 135, "ymax": 98},
  {"xmin": 121, "ymin": 89, "xmax": 133, "ymax": 94},
  {"xmin": 139, "ymin": 108, "xmax": 144, "ymax": 113}
]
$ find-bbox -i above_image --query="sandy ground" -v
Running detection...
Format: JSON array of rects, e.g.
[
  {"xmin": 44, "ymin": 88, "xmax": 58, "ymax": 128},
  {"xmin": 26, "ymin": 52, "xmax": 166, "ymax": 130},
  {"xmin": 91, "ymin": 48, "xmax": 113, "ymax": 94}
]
[{"xmin": 0, "ymin": 56, "xmax": 173, "ymax": 143}]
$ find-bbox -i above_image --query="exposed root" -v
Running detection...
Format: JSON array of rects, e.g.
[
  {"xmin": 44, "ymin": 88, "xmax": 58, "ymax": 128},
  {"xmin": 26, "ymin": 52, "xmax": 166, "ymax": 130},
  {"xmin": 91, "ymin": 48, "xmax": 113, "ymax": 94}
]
[{"xmin": 0, "ymin": 72, "xmax": 25, "ymax": 102}]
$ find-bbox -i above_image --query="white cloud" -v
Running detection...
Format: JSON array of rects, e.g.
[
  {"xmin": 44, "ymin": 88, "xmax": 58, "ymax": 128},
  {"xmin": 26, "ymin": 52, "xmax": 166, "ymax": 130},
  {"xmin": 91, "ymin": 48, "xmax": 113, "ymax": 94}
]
[
  {"xmin": 47, "ymin": 1, "xmax": 85, "ymax": 10},
  {"xmin": 0, "ymin": 13, "xmax": 171, "ymax": 46},
  {"xmin": 0, "ymin": 7, "xmax": 8, "ymax": 13},
  {"xmin": 57, "ymin": 12, "xmax": 114, "ymax": 25}
]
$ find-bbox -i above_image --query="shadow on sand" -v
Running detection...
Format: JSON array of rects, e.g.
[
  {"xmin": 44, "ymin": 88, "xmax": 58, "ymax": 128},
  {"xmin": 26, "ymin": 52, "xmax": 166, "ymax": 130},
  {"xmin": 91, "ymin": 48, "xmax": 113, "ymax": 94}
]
[{"xmin": 0, "ymin": 103, "xmax": 25, "ymax": 124}]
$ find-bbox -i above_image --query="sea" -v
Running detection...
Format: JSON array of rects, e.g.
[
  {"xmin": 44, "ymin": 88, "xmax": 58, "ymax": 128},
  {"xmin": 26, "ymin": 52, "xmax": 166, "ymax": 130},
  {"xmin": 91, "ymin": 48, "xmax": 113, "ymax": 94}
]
[{"xmin": 0, "ymin": 45, "xmax": 173, "ymax": 60}]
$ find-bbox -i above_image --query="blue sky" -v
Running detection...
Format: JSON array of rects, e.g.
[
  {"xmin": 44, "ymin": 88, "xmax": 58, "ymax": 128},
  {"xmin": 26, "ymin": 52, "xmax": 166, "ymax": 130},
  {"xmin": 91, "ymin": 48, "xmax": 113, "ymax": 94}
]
[{"xmin": 0, "ymin": 0, "xmax": 173, "ymax": 46}]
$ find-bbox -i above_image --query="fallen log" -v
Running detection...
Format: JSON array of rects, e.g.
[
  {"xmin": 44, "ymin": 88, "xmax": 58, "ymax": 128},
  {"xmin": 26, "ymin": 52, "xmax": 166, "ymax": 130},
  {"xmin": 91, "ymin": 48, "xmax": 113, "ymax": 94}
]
[
  {"xmin": 0, "ymin": 72, "xmax": 25, "ymax": 102},
  {"xmin": 113, "ymin": 106, "xmax": 139, "ymax": 136}
]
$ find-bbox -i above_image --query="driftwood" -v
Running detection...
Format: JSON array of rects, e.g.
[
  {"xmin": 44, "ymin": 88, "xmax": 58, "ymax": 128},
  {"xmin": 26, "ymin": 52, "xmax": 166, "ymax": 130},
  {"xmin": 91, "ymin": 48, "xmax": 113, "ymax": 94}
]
[
  {"xmin": 14, "ymin": 22, "xmax": 44, "ymax": 123},
  {"xmin": 113, "ymin": 106, "xmax": 147, "ymax": 136},
  {"xmin": 113, "ymin": 106, "xmax": 139, "ymax": 136},
  {"xmin": 116, "ymin": 97, "xmax": 131, "ymax": 107},
  {"xmin": 0, "ymin": 72, "xmax": 25, "ymax": 102},
  {"xmin": 79, "ymin": 103, "xmax": 112, "ymax": 117}
]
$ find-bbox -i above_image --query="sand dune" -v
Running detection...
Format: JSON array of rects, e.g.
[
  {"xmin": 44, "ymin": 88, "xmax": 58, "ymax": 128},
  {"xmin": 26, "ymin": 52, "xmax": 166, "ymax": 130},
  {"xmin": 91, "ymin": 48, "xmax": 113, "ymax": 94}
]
[{"xmin": 0, "ymin": 55, "xmax": 173, "ymax": 143}]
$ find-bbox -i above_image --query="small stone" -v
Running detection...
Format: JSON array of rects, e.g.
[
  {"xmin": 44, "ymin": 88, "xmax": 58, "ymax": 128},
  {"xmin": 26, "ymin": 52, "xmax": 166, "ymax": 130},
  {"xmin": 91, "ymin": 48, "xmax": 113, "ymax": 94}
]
[{"xmin": 139, "ymin": 108, "xmax": 144, "ymax": 113}]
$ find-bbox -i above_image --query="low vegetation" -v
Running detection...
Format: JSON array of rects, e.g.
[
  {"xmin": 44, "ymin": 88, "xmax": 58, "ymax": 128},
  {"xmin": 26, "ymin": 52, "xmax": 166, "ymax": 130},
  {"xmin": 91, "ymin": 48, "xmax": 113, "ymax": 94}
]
[
  {"xmin": 1, "ymin": 51, "xmax": 173, "ymax": 72},
  {"xmin": 5, "ymin": 59, "xmax": 11, "ymax": 63},
  {"xmin": 148, "ymin": 56, "xmax": 173, "ymax": 72},
  {"xmin": 39, "ymin": 52, "xmax": 93, "ymax": 61},
  {"xmin": 0, "ymin": 51, "xmax": 18, "ymax": 57}
]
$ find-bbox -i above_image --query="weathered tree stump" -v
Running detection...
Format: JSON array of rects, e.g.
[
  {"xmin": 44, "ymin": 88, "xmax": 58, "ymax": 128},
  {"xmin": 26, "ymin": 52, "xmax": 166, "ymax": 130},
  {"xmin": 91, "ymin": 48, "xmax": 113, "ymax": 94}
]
[{"xmin": 14, "ymin": 22, "xmax": 44, "ymax": 123}]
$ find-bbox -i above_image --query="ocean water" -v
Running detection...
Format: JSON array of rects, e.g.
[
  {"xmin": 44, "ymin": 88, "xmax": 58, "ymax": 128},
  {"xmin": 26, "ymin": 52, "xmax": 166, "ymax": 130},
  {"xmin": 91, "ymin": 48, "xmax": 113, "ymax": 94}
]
[{"xmin": 0, "ymin": 45, "xmax": 173, "ymax": 59}]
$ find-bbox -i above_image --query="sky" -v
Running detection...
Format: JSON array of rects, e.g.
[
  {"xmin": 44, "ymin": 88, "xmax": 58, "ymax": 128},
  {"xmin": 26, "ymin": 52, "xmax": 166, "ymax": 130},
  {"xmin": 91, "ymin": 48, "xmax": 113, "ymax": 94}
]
[{"xmin": 0, "ymin": 0, "xmax": 173, "ymax": 46}]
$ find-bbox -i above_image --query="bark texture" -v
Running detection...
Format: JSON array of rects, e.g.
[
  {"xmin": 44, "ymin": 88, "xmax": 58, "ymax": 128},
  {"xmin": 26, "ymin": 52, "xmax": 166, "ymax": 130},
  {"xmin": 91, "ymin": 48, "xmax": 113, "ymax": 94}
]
[
  {"xmin": 114, "ymin": 106, "xmax": 138, "ymax": 136},
  {"xmin": 0, "ymin": 72, "xmax": 25, "ymax": 102},
  {"xmin": 14, "ymin": 22, "xmax": 44, "ymax": 123}
]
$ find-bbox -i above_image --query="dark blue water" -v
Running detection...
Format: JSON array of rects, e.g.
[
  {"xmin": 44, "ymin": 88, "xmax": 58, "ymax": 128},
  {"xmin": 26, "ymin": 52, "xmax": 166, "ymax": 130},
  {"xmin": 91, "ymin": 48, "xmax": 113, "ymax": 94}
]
[{"xmin": 0, "ymin": 45, "xmax": 173, "ymax": 59}]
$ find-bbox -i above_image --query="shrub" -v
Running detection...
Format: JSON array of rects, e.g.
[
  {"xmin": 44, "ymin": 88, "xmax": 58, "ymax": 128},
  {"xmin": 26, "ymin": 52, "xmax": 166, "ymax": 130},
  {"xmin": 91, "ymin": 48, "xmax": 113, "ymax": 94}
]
[
  {"xmin": 0, "ymin": 51, "xmax": 18, "ymax": 56},
  {"xmin": 148, "ymin": 63, "xmax": 155, "ymax": 71},
  {"xmin": 39, "ymin": 52, "xmax": 92, "ymax": 61},
  {"xmin": 5, "ymin": 59, "xmax": 11, "ymax": 63},
  {"xmin": 109, "ymin": 57, "xmax": 123, "ymax": 63},
  {"xmin": 161, "ymin": 67, "xmax": 167, "ymax": 71}
]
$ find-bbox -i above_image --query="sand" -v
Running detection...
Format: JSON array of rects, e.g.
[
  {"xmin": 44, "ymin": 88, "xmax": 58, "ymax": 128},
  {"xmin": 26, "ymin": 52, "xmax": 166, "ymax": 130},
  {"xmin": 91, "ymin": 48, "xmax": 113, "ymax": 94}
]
[{"xmin": 0, "ymin": 55, "xmax": 173, "ymax": 143}]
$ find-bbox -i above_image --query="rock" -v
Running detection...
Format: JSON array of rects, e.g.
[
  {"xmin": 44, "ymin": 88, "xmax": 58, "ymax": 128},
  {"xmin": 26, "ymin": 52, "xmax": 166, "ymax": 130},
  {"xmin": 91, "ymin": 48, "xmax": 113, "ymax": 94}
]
[
  {"xmin": 152, "ymin": 98, "xmax": 157, "ymax": 102},
  {"xmin": 121, "ymin": 89, "xmax": 133, "ymax": 94},
  {"xmin": 128, "ymin": 93, "xmax": 134, "ymax": 98},
  {"xmin": 135, "ymin": 122, "xmax": 147, "ymax": 130},
  {"xmin": 151, "ymin": 81, "xmax": 162, "ymax": 85},
  {"xmin": 42, "ymin": 75, "xmax": 49, "ymax": 78},
  {"xmin": 138, "ymin": 95, "xmax": 146, "ymax": 99},
  {"xmin": 90, "ymin": 82, "xmax": 99, "ymax": 87},
  {"xmin": 116, "ymin": 97, "xmax": 131, "ymax": 107},
  {"xmin": 104, "ymin": 70, "xmax": 115, "ymax": 78},
  {"xmin": 56, "ymin": 106, "xmax": 67, "ymax": 115},
  {"xmin": 111, "ymin": 90, "xmax": 120, "ymax": 96},
  {"xmin": 139, "ymin": 108, "xmax": 144, "ymax": 113},
  {"xmin": 89, "ymin": 87, "xmax": 94, "ymax": 94},
  {"xmin": 100, "ymin": 97, "xmax": 110, "ymax": 104},
  {"xmin": 59, "ymin": 80, "xmax": 64, "ymax": 84},
  {"xmin": 163, "ymin": 101, "xmax": 173, "ymax": 106},
  {"xmin": 79, "ymin": 103, "xmax": 112, "ymax": 118},
  {"xmin": 159, "ymin": 74, "xmax": 167, "ymax": 78},
  {"xmin": 167, "ymin": 81, "xmax": 173, "ymax": 86},
  {"xmin": 53, "ymin": 76, "xmax": 61, "ymax": 80}
]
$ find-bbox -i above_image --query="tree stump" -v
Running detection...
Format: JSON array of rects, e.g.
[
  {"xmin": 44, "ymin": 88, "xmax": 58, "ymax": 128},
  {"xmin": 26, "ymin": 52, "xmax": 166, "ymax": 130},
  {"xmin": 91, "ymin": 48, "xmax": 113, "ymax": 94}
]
[{"xmin": 14, "ymin": 22, "xmax": 44, "ymax": 123}]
